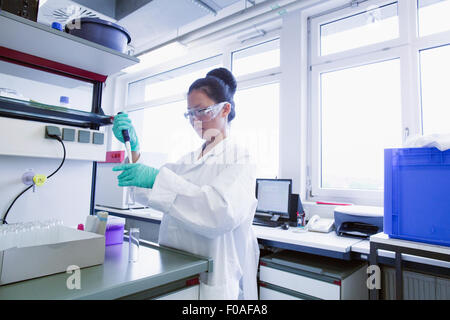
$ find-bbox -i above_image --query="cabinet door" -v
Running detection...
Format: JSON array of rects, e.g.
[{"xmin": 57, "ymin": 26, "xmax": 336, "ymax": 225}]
[
  {"xmin": 259, "ymin": 286, "xmax": 303, "ymax": 300},
  {"xmin": 260, "ymin": 266, "xmax": 341, "ymax": 300},
  {"xmin": 154, "ymin": 285, "xmax": 199, "ymax": 300}
]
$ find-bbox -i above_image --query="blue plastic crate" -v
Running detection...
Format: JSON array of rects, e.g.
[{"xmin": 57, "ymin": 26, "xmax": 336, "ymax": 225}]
[{"xmin": 384, "ymin": 148, "xmax": 450, "ymax": 247}]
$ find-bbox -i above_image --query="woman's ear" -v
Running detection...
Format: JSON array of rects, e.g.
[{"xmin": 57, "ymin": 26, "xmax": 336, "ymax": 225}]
[{"xmin": 221, "ymin": 103, "xmax": 231, "ymax": 119}]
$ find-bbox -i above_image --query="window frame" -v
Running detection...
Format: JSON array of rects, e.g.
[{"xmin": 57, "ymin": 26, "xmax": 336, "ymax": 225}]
[
  {"xmin": 228, "ymin": 31, "xmax": 282, "ymax": 88},
  {"xmin": 417, "ymin": 0, "xmax": 450, "ymax": 38},
  {"xmin": 307, "ymin": 0, "xmax": 450, "ymax": 206},
  {"xmin": 310, "ymin": 0, "xmax": 410, "ymax": 66},
  {"xmin": 228, "ymin": 34, "xmax": 281, "ymax": 178},
  {"xmin": 310, "ymin": 47, "xmax": 408, "ymax": 204},
  {"xmin": 231, "ymin": 37, "xmax": 281, "ymax": 79}
]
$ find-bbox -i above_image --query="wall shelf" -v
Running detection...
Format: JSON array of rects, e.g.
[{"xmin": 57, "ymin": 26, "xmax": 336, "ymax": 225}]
[
  {"xmin": 0, "ymin": 10, "xmax": 139, "ymax": 81},
  {"xmin": 0, "ymin": 96, "xmax": 112, "ymax": 128}
]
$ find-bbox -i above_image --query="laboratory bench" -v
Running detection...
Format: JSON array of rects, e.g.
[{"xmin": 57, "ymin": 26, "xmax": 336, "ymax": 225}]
[
  {"xmin": 96, "ymin": 206, "xmax": 450, "ymax": 271},
  {"xmin": 95, "ymin": 207, "xmax": 450, "ymax": 299},
  {"xmin": 0, "ymin": 239, "xmax": 212, "ymax": 300}
]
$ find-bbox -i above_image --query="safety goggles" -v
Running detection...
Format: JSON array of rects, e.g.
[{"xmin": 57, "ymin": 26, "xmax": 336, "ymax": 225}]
[{"xmin": 184, "ymin": 102, "xmax": 228, "ymax": 122}]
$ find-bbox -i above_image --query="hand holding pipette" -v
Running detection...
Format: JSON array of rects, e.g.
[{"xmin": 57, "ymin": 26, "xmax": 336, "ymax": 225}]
[{"xmin": 112, "ymin": 112, "xmax": 140, "ymax": 158}]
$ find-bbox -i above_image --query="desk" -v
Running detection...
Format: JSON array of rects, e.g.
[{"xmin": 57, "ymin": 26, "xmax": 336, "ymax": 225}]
[
  {"xmin": 95, "ymin": 209, "xmax": 360, "ymax": 260},
  {"xmin": 253, "ymin": 225, "xmax": 362, "ymax": 260},
  {"xmin": 94, "ymin": 209, "xmax": 450, "ymax": 299},
  {"xmin": 255, "ymin": 226, "xmax": 450, "ymax": 267},
  {"xmin": 0, "ymin": 240, "xmax": 212, "ymax": 300},
  {"xmin": 352, "ymin": 240, "xmax": 450, "ymax": 269}
]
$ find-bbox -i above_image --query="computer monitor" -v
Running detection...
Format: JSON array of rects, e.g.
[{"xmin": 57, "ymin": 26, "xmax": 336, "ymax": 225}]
[{"xmin": 255, "ymin": 179, "xmax": 292, "ymax": 219}]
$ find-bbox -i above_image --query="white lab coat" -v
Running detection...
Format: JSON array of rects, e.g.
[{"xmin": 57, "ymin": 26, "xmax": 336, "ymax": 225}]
[{"xmin": 134, "ymin": 136, "xmax": 260, "ymax": 300}]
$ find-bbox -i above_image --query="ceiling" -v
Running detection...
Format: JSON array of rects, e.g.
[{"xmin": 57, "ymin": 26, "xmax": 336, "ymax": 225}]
[{"xmin": 37, "ymin": 0, "xmax": 270, "ymax": 51}]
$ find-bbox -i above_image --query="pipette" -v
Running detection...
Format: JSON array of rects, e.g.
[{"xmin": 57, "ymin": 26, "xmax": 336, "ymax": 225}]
[
  {"xmin": 114, "ymin": 112, "xmax": 135, "ymax": 205},
  {"xmin": 117, "ymin": 112, "xmax": 133, "ymax": 164},
  {"xmin": 121, "ymin": 128, "xmax": 133, "ymax": 164}
]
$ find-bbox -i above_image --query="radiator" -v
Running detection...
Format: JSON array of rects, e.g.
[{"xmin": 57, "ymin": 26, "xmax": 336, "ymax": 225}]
[{"xmin": 382, "ymin": 267, "xmax": 450, "ymax": 300}]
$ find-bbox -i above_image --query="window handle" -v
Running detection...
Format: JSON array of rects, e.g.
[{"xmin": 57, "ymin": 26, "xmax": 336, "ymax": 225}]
[{"xmin": 404, "ymin": 127, "xmax": 410, "ymax": 142}]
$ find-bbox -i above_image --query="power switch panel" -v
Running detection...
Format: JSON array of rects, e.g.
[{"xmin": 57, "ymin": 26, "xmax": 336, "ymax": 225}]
[
  {"xmin": 62, "ymin": 128, "xmax": 75, "ymax": 142},
  {"xmin": 78, "ymin": 130, "xmax": 90, "ymax": 143},
  {"xmin": 93, "ymin": 132, "xmax": 104, "ymax": 145},
  {"xmin": 45, "ymin": 126, "xmax": 61, "ymax": 139}
]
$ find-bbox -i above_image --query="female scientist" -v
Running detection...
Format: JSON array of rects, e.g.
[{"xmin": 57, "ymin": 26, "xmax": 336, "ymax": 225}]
[{"xmin": 112, "ymin": 68, "xmax": 260, "ymax": 300}]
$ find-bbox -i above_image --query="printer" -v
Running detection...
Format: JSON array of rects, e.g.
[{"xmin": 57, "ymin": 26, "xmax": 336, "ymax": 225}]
[{"xmin": 334, "ymin": 205, "xmax": 383, "ymax": 239}]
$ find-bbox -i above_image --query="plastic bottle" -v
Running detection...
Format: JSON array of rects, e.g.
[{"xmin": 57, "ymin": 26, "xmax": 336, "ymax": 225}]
[
  {"xmin": 300, "ymin": 211, "xmax": 306, "ymax": 227},
  {"xmin": 59, "ymin": 96, "xmax": 69, "ymax": 108},
  {"xmin": 297, "ymin": 211, "xmax": 307, "ymax": 228},
  {"xmin": 96, "ymin": 211, "xmax": 108, "ymax": 235},
  {"xmin": 51, "ymin": 22, "xmax": 63, "ymax": 31}
]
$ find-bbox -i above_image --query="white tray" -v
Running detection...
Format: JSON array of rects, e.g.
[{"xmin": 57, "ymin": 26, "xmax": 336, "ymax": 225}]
[{"xmin": 0, "ymin": 226, "xmax": 105, "ymax": 285}]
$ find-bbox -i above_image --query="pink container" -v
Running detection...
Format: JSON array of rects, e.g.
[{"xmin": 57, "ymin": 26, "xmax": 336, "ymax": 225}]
[
  {"xmin": 100, "ymin": 150, "xmax": 125, "ymax": 163},
  {"xmin": 105, "ymin": 217, "xmax": 125, "ymax": 246}
]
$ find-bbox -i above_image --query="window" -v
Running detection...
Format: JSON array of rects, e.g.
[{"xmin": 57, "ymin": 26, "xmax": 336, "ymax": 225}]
[
  {"xmin": 233, "ymin": 82, "xmax": 280, "ymax": 178},
  {"xmin": 320, "ymin": 59, "xmax": 402, "ymax": 191},
  {"xmin": 231, "ymin": 38, "xmax": 280, "ymax": 77},
  {"xmin": 320, "ymin": 2, "xmax": 399, "ymax": 56},
  {"xmin": 120, "ymin": 35, "xmax": 281, "ymax": 181},
  {"xmin": 129, "ymin": 100, "xmax": 202, "ymax": 163},
  {"xmin": 230, "ymin": 37, "xmax": 281, "ymax": 178},
  {"xmin": 123, "ymin": 56, "xmax": 223, "ymax": 162},
  {"xmin": 127, "ymin": 55, "xmax": 222, "ymax": 106},
  {"xmin": 309, "ymin": 0, "xmax": 450, "ymax": 204},
  {"xmin": 418, "ymin": 0, "xmax": 450, "ymax": 37},
  {"xmin": 420, "ymin": 44, "xmax": 450, "ymax": 135}
]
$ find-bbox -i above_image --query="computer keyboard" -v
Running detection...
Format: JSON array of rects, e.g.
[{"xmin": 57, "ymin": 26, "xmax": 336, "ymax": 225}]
[{"xmin": 252, "ymin": 217, "xmax": 280, "ymax": 228}]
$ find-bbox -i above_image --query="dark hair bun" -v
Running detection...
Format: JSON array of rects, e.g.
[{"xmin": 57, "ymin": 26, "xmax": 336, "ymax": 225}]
[{"xmin": 206, "ymin": 68, "xmax": 237, "ymax": 95}]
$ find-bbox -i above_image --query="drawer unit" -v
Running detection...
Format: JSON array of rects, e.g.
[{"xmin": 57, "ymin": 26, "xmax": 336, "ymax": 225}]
[
  {"xmin": 155, "ymin": 285, "xmax": 199, "ymax": 300},
  {"xmin": 120, "ymin": 276, "xmax": 200, "ymax": 300},
  {"xmin": 259, "ymin": 282, "xmax": 320, "ymax": 300},
  {"xmin": 260, "ymin": 265, "xmax": 340, "ymax": 299},
  {"xmin": 260, "ymin": 286, "xmax": 302, "ymax": 300},
  {"xmin": 259, "ymin": 251, "xmax": 368, "ymax": 300}
]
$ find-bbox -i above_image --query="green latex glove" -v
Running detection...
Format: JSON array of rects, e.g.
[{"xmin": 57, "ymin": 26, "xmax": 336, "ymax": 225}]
[
  {"xmin": 112, "ymin": 113, "xmax": 140, "ymax": 151},
  {"xmin": 112, "ymin": 163, "xmax": 159, "ymax": 188}
]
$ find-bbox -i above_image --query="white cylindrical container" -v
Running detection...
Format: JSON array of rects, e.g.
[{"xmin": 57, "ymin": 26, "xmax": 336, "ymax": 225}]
[
  {"xmin": 85, "ymin": 215, "xmax": 98, "ymax": 233},
  {"xmin": 128, "ymin": 228, "xmax": 140, "ymax": 263},
  {"xmin": 96, "ymin": 211, "xmax": 108, "ymax": 235}
]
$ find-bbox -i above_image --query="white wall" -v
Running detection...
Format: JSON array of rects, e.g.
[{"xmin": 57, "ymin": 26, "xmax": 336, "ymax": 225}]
[{"xmin": 0, "ymin": 155, "xmax": 93, "ymax": 227}]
